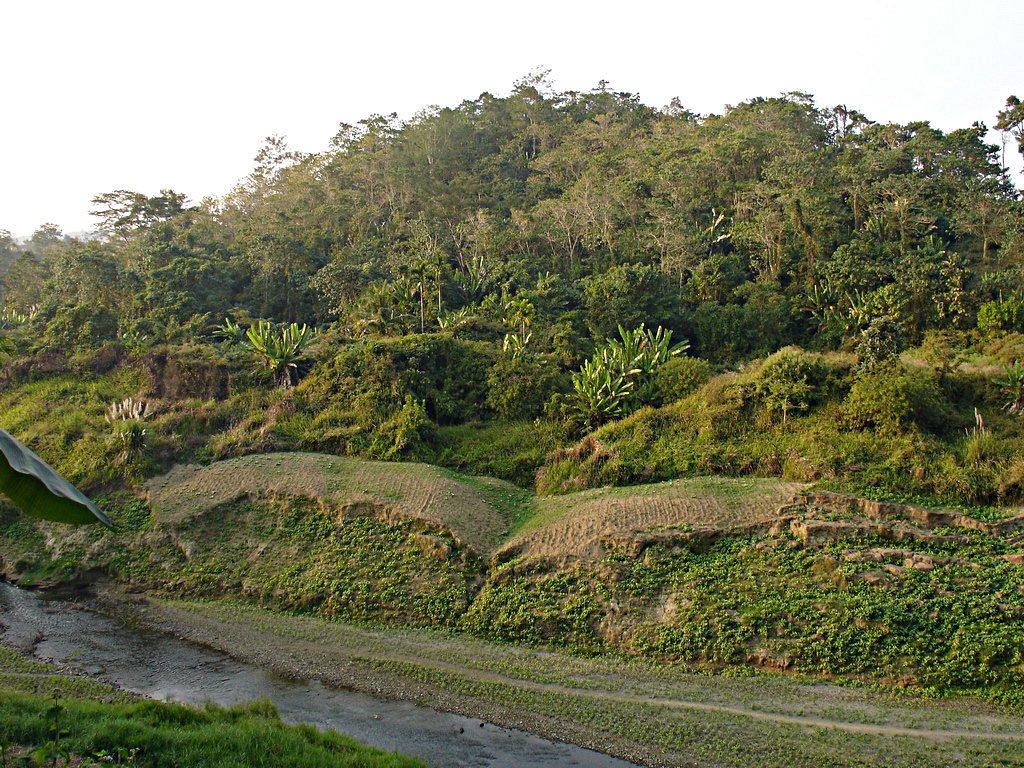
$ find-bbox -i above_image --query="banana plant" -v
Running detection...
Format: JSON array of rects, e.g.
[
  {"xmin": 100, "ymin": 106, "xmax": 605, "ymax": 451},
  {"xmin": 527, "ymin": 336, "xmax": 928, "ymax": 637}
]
[
  {"xmin": 244, "ymin": 320, "xmax": 318, "ymax": 388},
  {"xmin": 502, "ymin": 330, "xmax": 533, "ymax": 359},
  {"xmin": 0, "ymin": 429, "xmax": 111, "ymax": 527},
  {"xmin": 213, "ymin": 316, "xmax": 248, "ymax": 345},
  {"xmin": 998, "ymin": 360, "xmax": 1024, "ymax": 415},
  {"xmin": 571, "ymin": 358, "xmax": 634, "ymax": 430},
  {"xmin": 569, "ymin": 324, "xmax": 688, "ymax": 428},
  {"xmin": 437, "ymin": 307, "xmax": 473, "ymax": 336}
]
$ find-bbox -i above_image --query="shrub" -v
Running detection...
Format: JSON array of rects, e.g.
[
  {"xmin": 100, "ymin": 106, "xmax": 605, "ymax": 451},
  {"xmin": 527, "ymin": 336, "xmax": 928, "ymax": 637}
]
[
  {"xmin": 977, "ymin": 294, "xmax": 1024, "ymax": 338},
  {"xmin": 368, "ymin": 396, "xmax": 437, "ymax": 460},
  {"xmin": 855, "ymin": 316, "xmax": 903, "ymax": 373},
  {"xmin": 652, "ymin": 356, "xmax": 713, "ymax": 404},
  {"xmin": 44, "ymin": 305, "xmax": 118, "ymax": 350},
  {"xmin": 841, "ymin": 368, "xmax": 947, "ymax": 435},
  {"xmin": 752, "ymin": 348, "xmax": 828, "ymax": 424},
  {"xmin": 485, "ymin": 356, "xmax": 566, "ymax": 421},
  {"xmin": 302, "ymin": 335, "xmax": 495, "ymax": 426}
]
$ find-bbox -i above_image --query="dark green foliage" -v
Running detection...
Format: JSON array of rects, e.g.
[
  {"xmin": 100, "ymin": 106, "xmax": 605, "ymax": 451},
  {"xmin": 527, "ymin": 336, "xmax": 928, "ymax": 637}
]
[
  {"xmin": 855, "ymin": 316, "xmax": 904, "ymax": 373},
  {"xmin": 485, "ymin": 355, "xmax": 567, "ymax": 421},
  {"xmin": 581, "ymin": 264, "xmax": 680, "ymax": 340},
  {"xmin": 44, "ymin": 306, "xmax": 118, "ymax": 350},
  {"xmin": 685, "ymin": 302, "xmax": 766, "ymax": 363},
  {"xmin": 303, "ymin": 335, "xmax": 495, "ymax": 426}
]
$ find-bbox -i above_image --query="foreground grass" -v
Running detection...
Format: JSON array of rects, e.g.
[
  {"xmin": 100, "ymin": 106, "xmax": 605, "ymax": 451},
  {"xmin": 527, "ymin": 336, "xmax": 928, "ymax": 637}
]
[{"xmin": 0, "ymin": 648, "xmax": 424, "ymax": 768}]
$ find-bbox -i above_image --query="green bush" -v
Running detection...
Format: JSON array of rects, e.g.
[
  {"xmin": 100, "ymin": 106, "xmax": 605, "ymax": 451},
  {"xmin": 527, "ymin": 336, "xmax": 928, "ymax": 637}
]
[
  {"xmin": 841, "ymin": 368, "xmax": 947, "ymax": 435},
  {"xmin": 977, "ymin": 294, "xmax": 1024, "ymax": 338},
  {"xmin": 752, "ymin": 348, "xmax": 829, "ymax": 424},
  {"xmin": 367, "ymin": 395, "xmax": 437, "ymax": 460},
  {"xmin": 44, "ymin": 306, "xmax": 118, "ymax": 350},
  {"xmin": 652, "ymin": 356, "xmax": 713, "ymax": 404},
  {"xmin": 302, "ymin": 335, "xmax": 495, "ymax": 426},
  {"xmin": 685, "ymin": 302, "xmax": 758, "ymax": 364},
  {"xmin": 855, "ymin": 316, "xmax": 903, "ymax": 373},
  {"xmin": 485, "ymin": 356, "xmax": 566, "ymax": 421}
]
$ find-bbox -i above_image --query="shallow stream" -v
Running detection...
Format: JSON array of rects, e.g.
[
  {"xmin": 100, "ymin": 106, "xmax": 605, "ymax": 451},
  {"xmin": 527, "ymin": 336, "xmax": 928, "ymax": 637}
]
[{"xmin": 0, "ymin": 582, "xmax": 638, "ymax": 768}]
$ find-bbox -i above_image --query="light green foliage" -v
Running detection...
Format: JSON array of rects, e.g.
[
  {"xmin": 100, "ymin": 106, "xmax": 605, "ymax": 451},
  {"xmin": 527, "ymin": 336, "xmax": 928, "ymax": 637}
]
[
  {"xmin": 570, "ymin": 357, "xmax": 634, "ymax": 430},
  {"xmin": 500, "ymin": 329, "xmax": 532, "ymax": 359},
  {"xmin": 212, "ymin": 316, "xmax": 247, "ymax": 345},
  {"xmin": 752, "ymin": 349, "xmax": 828, "ymax": 424},
  {"xmin": 841, "ymin": 368, "xmax": 945, "ymax": 435},
  {"xmin": 368, "ymin": 396, "xmax": 436, "ymax": 460},
  {"xmin": 569, "ymin": 324, "xmax": 687, "ymax": 428},
  {"xmin": 997, "ymin": 360, "xmax": 1024, "ymax": 414},
  {"xmin": 977, "ymin": 294, "xmax": 1024, "ymax": 339},
  {"xmin": 0, "ymin": 661, "xmax": 424, "ymax": 768},
  {"xmin": 243, "ymin": 320, "xmax": 318, "ymax": 388}
]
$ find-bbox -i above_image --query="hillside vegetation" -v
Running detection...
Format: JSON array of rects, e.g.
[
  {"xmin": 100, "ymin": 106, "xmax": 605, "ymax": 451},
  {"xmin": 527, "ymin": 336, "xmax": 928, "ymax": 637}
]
[
  {"xmin": 2, "ymin": 80, "xmax": 1024, "ymax": 729},
  {"xmin": 2, "ymin": 449, "xmax": 1022, "ymax": 708}
]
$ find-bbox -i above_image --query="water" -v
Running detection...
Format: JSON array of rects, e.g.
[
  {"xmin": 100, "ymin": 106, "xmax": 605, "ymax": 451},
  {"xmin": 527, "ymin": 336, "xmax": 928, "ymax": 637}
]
[{"xmin": 0, "ymin": 583, "xmax": 638, "ymax": 768}]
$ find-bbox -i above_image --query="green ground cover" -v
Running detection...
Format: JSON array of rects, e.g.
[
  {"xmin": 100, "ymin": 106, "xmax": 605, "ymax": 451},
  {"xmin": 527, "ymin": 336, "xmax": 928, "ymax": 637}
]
[{"xmin": 0, "ymin": 648, "xmax": 424, "ymax": 768}]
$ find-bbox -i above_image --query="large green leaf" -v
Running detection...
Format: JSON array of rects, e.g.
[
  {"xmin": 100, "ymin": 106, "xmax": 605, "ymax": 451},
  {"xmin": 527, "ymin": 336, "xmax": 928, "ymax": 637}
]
[{"xmin": 0, "ymin": 429, "xmax": 112, "ymax": 527}]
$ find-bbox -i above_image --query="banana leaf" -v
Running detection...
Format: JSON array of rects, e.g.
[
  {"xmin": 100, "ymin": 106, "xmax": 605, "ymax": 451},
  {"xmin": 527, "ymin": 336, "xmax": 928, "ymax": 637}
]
[{"xmin": 0, "ymin": 429, "xmax": 112, "ymax": 527}]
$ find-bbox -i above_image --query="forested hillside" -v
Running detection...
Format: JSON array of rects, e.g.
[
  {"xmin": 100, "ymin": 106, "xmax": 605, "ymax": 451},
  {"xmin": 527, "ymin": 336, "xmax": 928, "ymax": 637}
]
[{"xmin": 3, "ymin": 78, "xmax": 1024, "ymax": 509}]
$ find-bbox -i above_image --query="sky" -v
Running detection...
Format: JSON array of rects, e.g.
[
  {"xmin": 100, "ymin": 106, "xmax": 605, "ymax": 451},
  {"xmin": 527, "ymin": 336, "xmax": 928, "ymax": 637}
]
[{"xmin": 2, "ymin": 0, "xmax": 1022, "ymax": 237}]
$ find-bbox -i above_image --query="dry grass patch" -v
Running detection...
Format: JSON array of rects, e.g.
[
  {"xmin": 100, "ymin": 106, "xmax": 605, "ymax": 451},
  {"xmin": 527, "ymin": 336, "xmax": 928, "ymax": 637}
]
[
  {"xmin": 502, "ymin": 476, "xmax": 807, "ymax": 560},
  {"xmin": 145, "ymin": 452, "xmax": 512, "ymax": 552}
]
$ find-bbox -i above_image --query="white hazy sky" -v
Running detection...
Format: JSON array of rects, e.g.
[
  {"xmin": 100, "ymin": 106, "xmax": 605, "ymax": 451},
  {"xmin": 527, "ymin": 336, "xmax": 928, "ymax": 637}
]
[{"xmin": 2, "ymin": 0, "xmax": 1022, "ymax": 236}]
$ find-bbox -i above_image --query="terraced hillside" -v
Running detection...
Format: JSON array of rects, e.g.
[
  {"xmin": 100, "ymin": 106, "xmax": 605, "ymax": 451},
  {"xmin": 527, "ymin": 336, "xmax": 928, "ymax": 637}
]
[
  {"xmin": 502, "ymin": 476, "xmax": 806, "ymax": 560},
  {"xmin": 1, "ymin": 452, "xmax": 1023, "ymax": 706}
]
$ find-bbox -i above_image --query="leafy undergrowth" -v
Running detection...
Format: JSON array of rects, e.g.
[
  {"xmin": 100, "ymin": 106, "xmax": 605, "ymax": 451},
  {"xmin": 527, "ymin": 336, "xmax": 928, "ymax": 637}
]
[
  {"xmin": 466, "ymin": 534, "xmax": 1024, "ymax": 706},
  {"xmin": 0, "ymin": 648, "xmax": 424, "ymax": 768},
  {"xmin": 2, "ymin": 490, "xmax": 1023, "ymax": 707}
]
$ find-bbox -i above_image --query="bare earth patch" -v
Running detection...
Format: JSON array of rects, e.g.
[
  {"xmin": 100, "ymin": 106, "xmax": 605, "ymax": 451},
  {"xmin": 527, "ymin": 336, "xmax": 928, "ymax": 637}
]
[
  {"xmin": 504, "ymin": 476, "xmax": 807, "ymax": 560},
  {"xmin": 145, "ymin": 452, "xmax": 511, "ymax": 553}
]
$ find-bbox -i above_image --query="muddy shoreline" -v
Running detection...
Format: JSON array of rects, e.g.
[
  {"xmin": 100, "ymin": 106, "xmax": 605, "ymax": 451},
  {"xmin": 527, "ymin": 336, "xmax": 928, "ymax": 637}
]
[
  {"xmin": 97, "ymin": 586, "xmax": 663, "ymax": 767},
  {"xmin": 1, "ymin": 580, "xmax": 647, "ymax": 767}
]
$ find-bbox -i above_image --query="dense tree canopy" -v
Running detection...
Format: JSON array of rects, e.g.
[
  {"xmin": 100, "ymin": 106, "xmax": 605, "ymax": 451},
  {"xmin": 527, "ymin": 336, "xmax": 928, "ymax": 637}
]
[{"xmin": 2, "ymin": 76, "xmax": 1021, "ymax": 369}]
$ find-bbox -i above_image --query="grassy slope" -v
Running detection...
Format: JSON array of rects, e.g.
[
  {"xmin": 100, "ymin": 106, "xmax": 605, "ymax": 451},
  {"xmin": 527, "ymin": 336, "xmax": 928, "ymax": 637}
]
[
  {"xmin": 0, "ymin": 648, "xmax": 424, "ymax": 768},
  {"xmin": 1, "ymin": 451, "xmax": 1022, "ymax": 707},
  {"xmin": 1, "ymin": 365, "xmax": 1023, "ymax": 708}
]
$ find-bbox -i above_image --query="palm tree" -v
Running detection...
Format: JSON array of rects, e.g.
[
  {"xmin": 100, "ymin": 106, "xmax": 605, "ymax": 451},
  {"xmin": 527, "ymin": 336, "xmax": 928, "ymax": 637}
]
[{"xmin": 432, "ymin": 251, "xmax": 447, "ymax": 321}]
